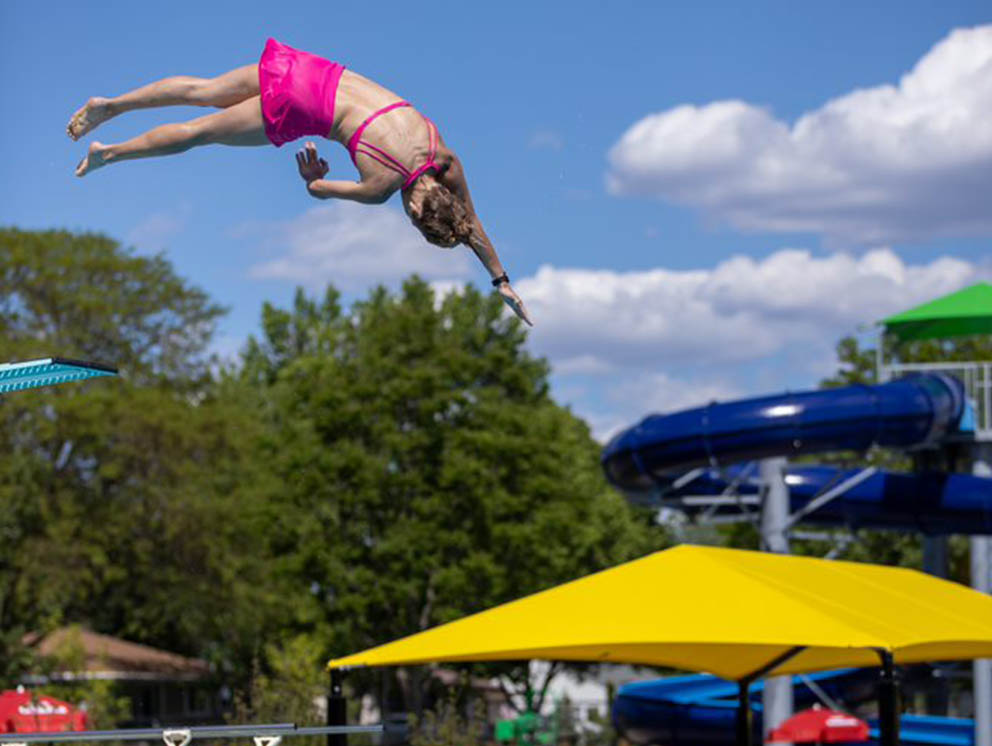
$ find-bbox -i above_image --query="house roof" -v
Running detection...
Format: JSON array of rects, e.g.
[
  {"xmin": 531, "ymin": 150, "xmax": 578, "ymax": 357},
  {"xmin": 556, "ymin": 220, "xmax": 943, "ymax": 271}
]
[{"xmin": 23, "ymin": 627, "xmax": 210, "ymax": 682}]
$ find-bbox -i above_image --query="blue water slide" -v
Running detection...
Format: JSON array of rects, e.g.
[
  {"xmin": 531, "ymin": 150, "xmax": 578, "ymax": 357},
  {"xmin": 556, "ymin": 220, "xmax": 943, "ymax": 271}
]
[
  {"xmin": 613, "ymin": 673, "xmax": 976, "ymax": 746},
  {"xmin": 600, "ymin": 372, "xmax": 992, "ymax": 534},
  {"xmin": 602, "ymin": 374, "xmax": 966, "ymax": 490},
  {"xmin": 603, "ymin": 372, "xmax": 986, "ymax": 745},
  {"xmin": 659, "ymin": 465, "xmax": 992, "ymax": 535},
  {"xmin": 613, "ymin": 670, "xmax": 875, "ymax": 746}
]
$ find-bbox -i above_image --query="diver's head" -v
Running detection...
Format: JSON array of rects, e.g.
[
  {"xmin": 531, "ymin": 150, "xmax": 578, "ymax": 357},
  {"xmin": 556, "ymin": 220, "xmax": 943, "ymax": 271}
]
[{"xmin": 402, "ymin": 174, "xmax": 473, "ymax": 249}]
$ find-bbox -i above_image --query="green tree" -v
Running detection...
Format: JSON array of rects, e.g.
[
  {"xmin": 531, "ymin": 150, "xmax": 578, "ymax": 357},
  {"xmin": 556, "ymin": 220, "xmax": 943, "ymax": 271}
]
[
  {"xmin": 240, "ymin": 278, "xmax": 665, "ymax": 713},
  {"xmin": 232, "ymin": 635, "xmax": 326, "ymax": 726},
  {"xmin": 822, "ymin": 332, "xmax": 992, "ymax": 388},
  {"xmin": 411, "ymin": 691, "xmax": 486, "ymax": 746},
  {"xmin": 0, "ymin": 229, "xmax": 276, "ymax": 693},
  {"xmin": 0, "ymin": 228, "xmax": 224, "ymax": 384}
]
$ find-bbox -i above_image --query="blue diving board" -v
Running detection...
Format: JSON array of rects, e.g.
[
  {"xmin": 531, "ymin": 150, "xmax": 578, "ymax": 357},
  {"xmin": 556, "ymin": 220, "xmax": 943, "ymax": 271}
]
[{"xmin": 0, "ymin": 357, "xmax": 118, "ymax": 394}]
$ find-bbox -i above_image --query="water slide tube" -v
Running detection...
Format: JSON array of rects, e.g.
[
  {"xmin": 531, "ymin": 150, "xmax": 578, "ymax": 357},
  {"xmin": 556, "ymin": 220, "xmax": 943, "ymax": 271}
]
[
  {"xmin": 650, "ymin": 464, "xmax": 992, "ymax": 535},
  {"xmin": 602, "ymin": 373, "xmax": 966, "ymax": 490},
  {"xmin": 603, "ymin": 373, "xmax": 985, "ymax": 744},
  {"xmin": 601, "ymin": 373, "xmax": 992, "ymax": 534},
  {"xmin": 613, "ymin": 672, "xmax": 976, "ymax": 746}
]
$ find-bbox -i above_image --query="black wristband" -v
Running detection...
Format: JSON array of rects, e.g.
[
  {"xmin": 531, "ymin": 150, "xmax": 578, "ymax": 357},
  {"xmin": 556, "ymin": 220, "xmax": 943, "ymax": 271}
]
[{"xmin": 491, "ymin": 273, "xmax": 509, "ymax": 287}]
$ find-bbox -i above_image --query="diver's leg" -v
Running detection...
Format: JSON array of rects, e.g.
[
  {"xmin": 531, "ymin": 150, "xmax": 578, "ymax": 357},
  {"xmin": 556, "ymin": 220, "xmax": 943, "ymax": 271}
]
[
  {"xmin": 67, "ymin": 65, "xmax": 260, "ymax": 140},
  {"xmin": 75, "ymin": 95, "xmax": 268, "ymax": 176}
]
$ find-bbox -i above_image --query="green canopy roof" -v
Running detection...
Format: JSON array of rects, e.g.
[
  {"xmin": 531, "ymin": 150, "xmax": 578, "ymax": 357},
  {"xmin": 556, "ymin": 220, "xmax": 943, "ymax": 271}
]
[{"xmin": 882, "ymin": 282, "xmax": 992, "ymax": 341}]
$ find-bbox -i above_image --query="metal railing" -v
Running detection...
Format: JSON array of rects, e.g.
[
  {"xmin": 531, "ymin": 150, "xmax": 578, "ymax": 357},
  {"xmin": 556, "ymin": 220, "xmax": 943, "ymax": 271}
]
[
  {"xmin": 0, "ymin": 723, "xmax": 382, "ymax": 746},
  {"xmin": 879, "ymin": 361, "xmax": 992, "ymax": 439}
]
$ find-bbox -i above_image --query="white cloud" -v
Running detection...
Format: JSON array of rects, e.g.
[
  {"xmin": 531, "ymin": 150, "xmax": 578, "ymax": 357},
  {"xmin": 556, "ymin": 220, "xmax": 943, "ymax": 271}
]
[
  {"xmin": 553, "ymin": 354, "xmax": 616, "ymax": 376},
  {"xmin": 248, "ymin": 202, "xmax": 472, "ymax": 290},
  {"xmin": 520, "ymin": 248, "xmax": 980, "ymax": 372},
  {"xmin": 607, "ymin": 25, "xmax": 992, "ymax": 244},
  {"xmin": 518, "ymin": 248, "xmax": 987, "ymax": 440},
  {"xmin": 127, "ymin": 202, "xmax": 192, "ymax": 251},
  {"xmin": 589, "ymin": 372, "xmax": 744, "ymax": 442},
  {"xmin": 609, "ymin": 372, "xmax": 743, "ymax": 415}
]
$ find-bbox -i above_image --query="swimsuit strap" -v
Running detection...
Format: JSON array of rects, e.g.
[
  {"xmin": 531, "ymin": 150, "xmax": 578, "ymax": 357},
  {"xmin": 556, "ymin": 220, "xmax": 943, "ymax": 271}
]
[
  {"xmin": 401, "ymin": 117, "xmax": 439, "ymax": 191},
  {"xmin": 348, "ymin": 102, "xmax": 441, "ymax": 190},
  {"xmin": 353, "ymin": 140, "xmax": 414, "ymax": 179},
  {"xmin": 347, "ymin": 101, "xmax": 412, "ymax": 165}
]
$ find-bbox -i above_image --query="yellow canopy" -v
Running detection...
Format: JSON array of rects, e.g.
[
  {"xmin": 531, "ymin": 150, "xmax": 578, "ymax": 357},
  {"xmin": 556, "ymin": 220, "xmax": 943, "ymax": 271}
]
[{"xmin": 328, "ymin": 545, "xmax": 992, "ymax": 681}]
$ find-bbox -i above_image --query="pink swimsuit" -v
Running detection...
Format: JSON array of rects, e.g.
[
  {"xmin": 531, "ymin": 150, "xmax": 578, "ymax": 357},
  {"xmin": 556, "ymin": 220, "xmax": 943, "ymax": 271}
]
[
  {"xmin": 258, "ymin": 38, "xmax": 346, "ymax": 148},
  {"xmin": 258, "ymin": 38, "xmax": 439, "ymax": 191}
]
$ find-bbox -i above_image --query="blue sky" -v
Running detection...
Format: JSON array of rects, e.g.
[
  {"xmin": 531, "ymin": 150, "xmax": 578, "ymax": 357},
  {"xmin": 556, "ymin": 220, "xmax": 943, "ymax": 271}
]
[{"xmin": 2, "ymin": 1, "xmax": 991, "ymax": 437}]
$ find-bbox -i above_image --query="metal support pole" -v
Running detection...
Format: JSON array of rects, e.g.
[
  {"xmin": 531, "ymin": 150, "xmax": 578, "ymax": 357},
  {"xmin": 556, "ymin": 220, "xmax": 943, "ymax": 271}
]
[
  {"xmin": 784, "ymin": 467, "xmax": 877, "ymax": 529},
  {"xmin": 877, "ymin": 650, "xmax": 901, "ymax": 746},
  {"xmin": 922, "ymin": 536, "xmax": 950, "ymax": 716},
  {"xmin": 760, "ymin": 457, "xmax": 792, "ymax": 742},
  {"xmin": 922, "ymin": 536, "xmax": 949, "ymax": 579},
  {"xmin": 328, "ymin": 670, "xmax": 347, "ymax": 746},
  {"xmin": 736, "ymin": 680, "xmax": 753, "ymax": 746},
  {"xmin": 875, "ymin": 328, "xmax": 884, "ymax": 383},
  {"xmin": 760, "ymin": 458, "xmax": 790, "ymax": 554},
  {"xmin": 972, "ymin": 443, "xmax": 992, "ymax": 746},
  {"xmin": 974, "ymin": 537, "xmax": 992, "ymax": 746},
  {"xmin": 736, "ymin": 648, "xmax": 807, "ymax": 746}
]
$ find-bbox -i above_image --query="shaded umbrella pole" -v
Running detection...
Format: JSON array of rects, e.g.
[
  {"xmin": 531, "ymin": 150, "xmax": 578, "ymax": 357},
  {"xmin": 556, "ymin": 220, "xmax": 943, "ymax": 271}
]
[
  {"xmin": 736, "ymin": 646, "xmax": 806, "ymax": 746},
  {"xmin": 328, "ymin": 670, "xmax": 347, "ymax": 746},
  {"xmin": 876, "ymin": 650, "xmax": 900, "ymax": 746},
  {"xmin": 736, "ymin": 681, "xmax": 754, "ymax": 746}
]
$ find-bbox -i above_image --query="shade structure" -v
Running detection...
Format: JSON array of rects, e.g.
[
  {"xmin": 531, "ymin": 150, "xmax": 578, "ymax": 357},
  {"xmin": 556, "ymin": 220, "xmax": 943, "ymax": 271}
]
[
  {"xmin": 328, "ymin": 545, "xmax": 992, "ymax": 680},
  {"xmin": 881, "ymin": 282, "xmax": 992, "ymax": 341},
  {"xmin": 766, "ymin": 707, "xmax": 869, "ymax": 744}
]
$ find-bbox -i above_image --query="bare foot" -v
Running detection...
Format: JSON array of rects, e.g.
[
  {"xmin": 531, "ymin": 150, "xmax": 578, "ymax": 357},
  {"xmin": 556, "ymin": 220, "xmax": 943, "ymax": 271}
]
[
  {"xmin": 67, "ymin": 97, "xmax": 114, "ymax": 141},
  {"xmin": 75, "ymin": 142, "xmax": 111, "ymax": 177}
]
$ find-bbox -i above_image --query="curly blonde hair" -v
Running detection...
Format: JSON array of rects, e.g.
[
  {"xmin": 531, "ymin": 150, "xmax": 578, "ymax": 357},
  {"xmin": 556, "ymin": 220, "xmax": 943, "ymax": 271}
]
[{"xmin": 407, "ymin": 176, "xmax": 474, "ymax": 248}]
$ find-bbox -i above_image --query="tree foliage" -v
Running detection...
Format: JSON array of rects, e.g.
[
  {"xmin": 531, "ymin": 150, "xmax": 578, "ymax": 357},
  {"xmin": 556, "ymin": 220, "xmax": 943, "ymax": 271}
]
[
  {"xmin": 0, "ymin": 229, "xmax": 663, "ymax": 722},
  {"xmin": 822, "ymin": 332, "xmax": 992, "ymax": 388},
  {"xmin": 0, "ymin": 228, "xmax": 225, "ymax": 384},
  {"xmin": 238, "ymin": 279, "xmax": 665, "ymax": 709},
  {"xmin": 0, "ymin": 228, "xmax": 271, "ymax": 687}
]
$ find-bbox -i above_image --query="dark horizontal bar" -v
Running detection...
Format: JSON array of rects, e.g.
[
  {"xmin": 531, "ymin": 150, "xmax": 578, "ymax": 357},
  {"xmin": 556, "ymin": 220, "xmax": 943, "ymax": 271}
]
[
  {"xmin": 50, "ymin": 358, "xmax": 119, "ymax": 375},
  {"xmin": 0, "ymin": 723, "xmax": 382, "ymax": 743}
]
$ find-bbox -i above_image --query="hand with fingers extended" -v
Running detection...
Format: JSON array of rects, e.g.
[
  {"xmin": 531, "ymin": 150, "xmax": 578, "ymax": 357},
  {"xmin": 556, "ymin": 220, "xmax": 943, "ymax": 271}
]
[
  {"xmin": 496, "ymin": 281, "xmax": 534, "ymax": 327},
  {"xmin": 296, "ymin": 141, "xmax": 329, "ymax": 185}
]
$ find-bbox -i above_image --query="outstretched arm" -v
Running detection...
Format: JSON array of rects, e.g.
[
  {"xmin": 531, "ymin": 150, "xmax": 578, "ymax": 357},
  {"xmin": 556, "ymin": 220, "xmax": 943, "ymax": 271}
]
[
  {"xmin": 438, "ymin": 155, "xmax": 500, "ymax": 276},
  {"xmin": 305, "ymin": 178, "xmax": 389, "ymax": 204},
  {"xmin": 296, "ymin": 142, "xmax": 390, "ymax": 204},
  {"xmin": 441, "ymin": 154, "xmax": 534, "ymax": 326}
]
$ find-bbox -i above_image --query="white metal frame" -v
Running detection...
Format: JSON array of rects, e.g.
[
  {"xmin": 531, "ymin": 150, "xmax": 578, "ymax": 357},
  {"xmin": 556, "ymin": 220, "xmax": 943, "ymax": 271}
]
[
  {"xmin": 645, "ymin": 461, "xmax": 868, "ymax": 558},
  {"xmin": 877, "ymin": 341, "xmax": 992, "ymax": 440},
  {"xmin": 0, "ymin": 723, "xmax": 381, "ymax": 745}
]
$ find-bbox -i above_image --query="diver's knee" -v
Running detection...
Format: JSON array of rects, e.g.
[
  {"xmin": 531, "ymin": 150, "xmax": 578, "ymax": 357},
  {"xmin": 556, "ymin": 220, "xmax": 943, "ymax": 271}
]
[
  {"xmin": 164, "ymin": 122, "xmax": 206, "ymax": 152},
  {"xmin": 185, "ymin": 77, "xmax": 215, "ymax": 106}
]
